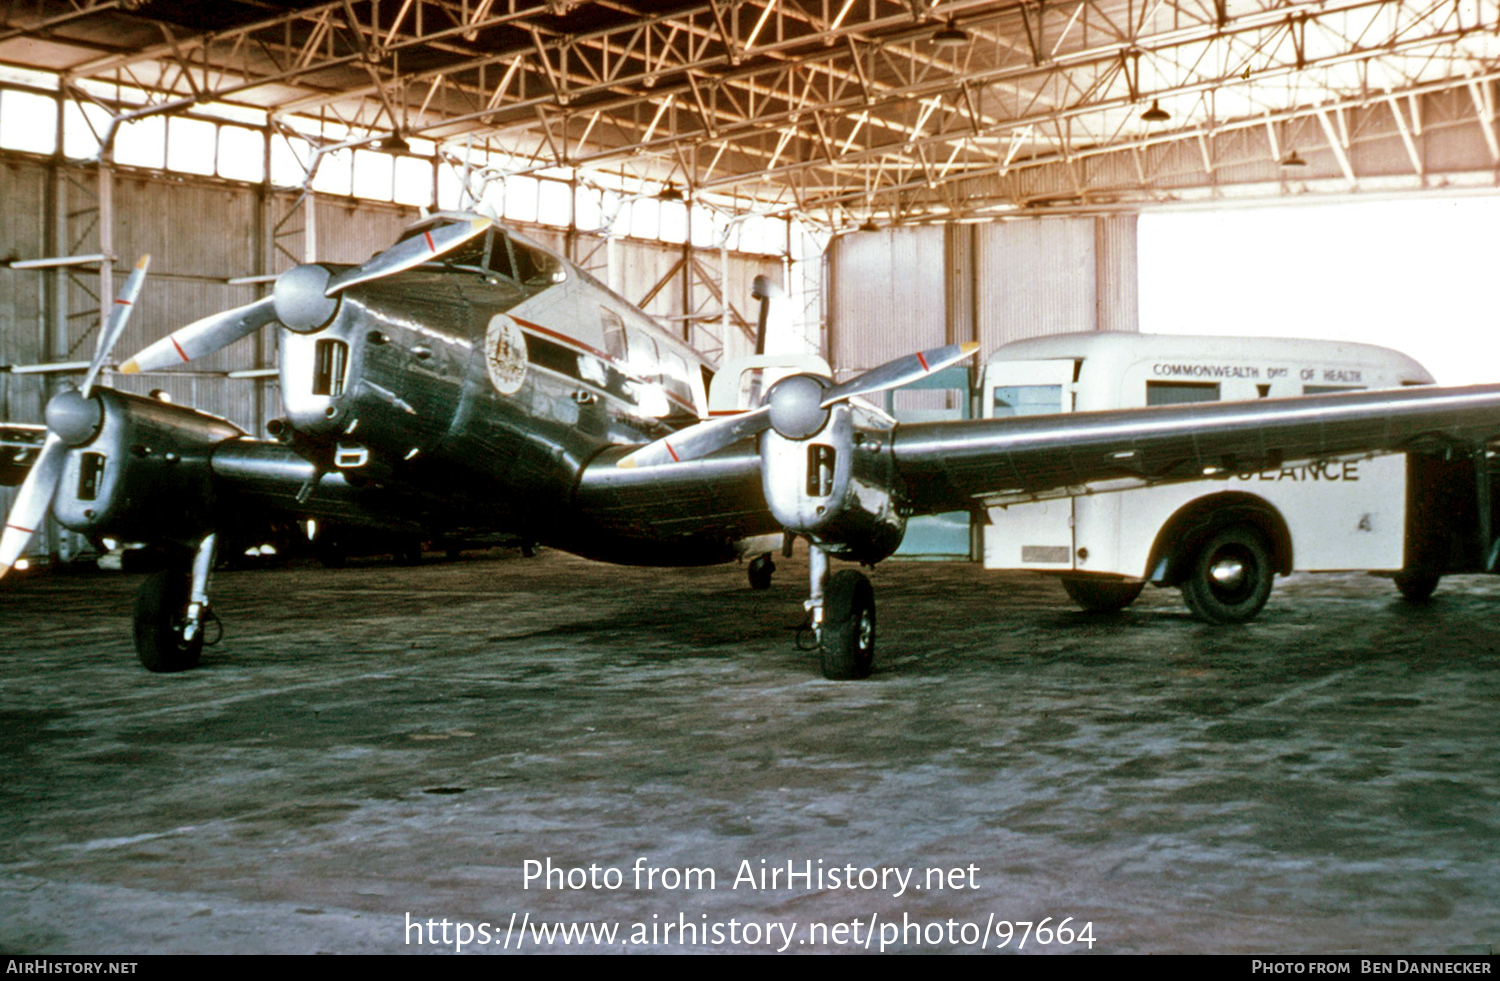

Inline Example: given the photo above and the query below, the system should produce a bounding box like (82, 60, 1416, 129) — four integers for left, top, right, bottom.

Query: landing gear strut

(133, 533, 218, 673)
(806, 546, 876, 680)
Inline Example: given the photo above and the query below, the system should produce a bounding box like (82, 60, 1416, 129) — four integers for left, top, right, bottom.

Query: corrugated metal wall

(827, 225, 948, 379)
(0, 159, 49, 424)
(827, 215, 1140, 377)
(974, 219, 1098, 349)
(1094, 215, 1139, 335)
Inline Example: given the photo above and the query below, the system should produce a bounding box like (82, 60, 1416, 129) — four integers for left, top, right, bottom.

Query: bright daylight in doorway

(1140, 196, 1500, 386)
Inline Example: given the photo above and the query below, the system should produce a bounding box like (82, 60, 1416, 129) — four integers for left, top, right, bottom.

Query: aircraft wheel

(133, 568, 203, 673)
(819, 570, 875, 680)
(748, 552, 775, 590)
(1181, 525, 1274, 624)
(1061, 577, 1144, 612)
(1394, 570, 1440, 602)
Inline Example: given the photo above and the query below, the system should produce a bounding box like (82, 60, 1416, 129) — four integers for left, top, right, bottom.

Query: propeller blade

(324, 216, 492, 296)
(119, 296, 277, 374)
(820, 342, 980, 407)
(82, 253, 150, 397)
(617, 405, 772, 469)
(0, 433, 65, 579)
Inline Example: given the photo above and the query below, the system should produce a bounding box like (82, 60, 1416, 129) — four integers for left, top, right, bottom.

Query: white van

(980, 332, 1450, 622)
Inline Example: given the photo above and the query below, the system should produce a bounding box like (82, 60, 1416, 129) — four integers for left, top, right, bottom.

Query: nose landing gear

(805, 546, 876, 680)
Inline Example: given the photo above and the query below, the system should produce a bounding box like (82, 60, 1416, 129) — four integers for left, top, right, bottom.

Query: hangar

(2, 0, 1498, 955)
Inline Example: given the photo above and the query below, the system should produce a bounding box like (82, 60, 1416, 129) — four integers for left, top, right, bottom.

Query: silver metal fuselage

(266, 253, 773, 565)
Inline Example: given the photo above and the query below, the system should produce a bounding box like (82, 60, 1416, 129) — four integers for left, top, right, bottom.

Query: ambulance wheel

(1394, 570, 1440, 602)
(748, 552, 775, 590)
(819, 571, 875, 680)
(1061, 577, 1144, 612)
(133, 568, 203, 673)
(1181, 525, 1274, 624)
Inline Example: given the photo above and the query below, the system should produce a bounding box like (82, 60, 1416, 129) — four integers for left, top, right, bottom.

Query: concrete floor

(1, 548, 1497, 954)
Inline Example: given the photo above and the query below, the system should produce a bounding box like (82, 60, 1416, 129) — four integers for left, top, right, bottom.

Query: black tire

(748, 553, 775, 591)
(1180, 525, 1275, 624)
(1061, 577, 1144, 612)
(1394, 570, 1440, 602)
(133, 569, 204, 673)
(819, 570, 876, 680)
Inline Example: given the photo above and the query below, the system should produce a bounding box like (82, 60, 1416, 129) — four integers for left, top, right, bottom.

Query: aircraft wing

(891, 383, 1500, 514)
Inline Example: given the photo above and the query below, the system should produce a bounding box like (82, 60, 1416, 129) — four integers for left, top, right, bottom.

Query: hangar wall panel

(0, 157, 49, 424)
(115, 180, 260, 278)
(974, 219, 1097, 349)
(826, 226, 948, 380)
(826, 217, 1139, 383)
(311, 198, 414, 267)
(1094, 215, 1140, 336)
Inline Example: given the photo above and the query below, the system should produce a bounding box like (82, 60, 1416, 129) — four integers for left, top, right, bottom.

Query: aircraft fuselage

(265, 227, 771, 565)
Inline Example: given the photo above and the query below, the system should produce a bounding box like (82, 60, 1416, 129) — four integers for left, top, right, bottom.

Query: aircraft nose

(273, 264, 340, 332)
(44, 388, 103, 447)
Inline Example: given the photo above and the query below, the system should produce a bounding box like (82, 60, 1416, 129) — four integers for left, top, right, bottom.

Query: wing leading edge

(891, 383, 1500, 514)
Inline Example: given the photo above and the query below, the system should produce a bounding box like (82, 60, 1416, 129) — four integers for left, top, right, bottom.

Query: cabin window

(1303, 384, 1365, 395)
(660, 351, 694, 406)
(600, 308, 628, 362)
(484, 233, 515, 279)
(626, 330, 659, 379)
(992, 385, 1063, 417)
(1146, 381, 1219, 406)
(511, 239, 564, 286)
(425, 230, 485, 269)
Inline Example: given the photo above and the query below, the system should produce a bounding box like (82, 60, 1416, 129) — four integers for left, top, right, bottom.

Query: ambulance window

(1146, 381, 1219, 405)
(992, 385, 1063, 417)
(600, 308, 628, 361)
(1303, 384, 1365, 395)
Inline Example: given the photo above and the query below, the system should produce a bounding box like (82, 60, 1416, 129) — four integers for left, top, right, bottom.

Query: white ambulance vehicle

(980, 332, 1462, 623)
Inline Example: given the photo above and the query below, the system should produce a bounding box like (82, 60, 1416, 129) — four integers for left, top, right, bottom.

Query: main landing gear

(805, 546, 876, 680)
(133, 533, 220, 673)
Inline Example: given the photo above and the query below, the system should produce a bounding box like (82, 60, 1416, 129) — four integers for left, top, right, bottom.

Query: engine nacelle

(50, 390, 245, 547)
(760, 403, 906, 564)
(278, 288, 470, 462)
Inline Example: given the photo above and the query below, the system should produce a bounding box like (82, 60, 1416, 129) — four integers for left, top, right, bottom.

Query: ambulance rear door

(981, 359, 1078, 571)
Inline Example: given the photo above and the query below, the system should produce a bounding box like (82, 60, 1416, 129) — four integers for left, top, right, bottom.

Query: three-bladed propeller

(1, 255, 150, 578)
(617, 342, 980, 469)
(120, 215, 491, 374)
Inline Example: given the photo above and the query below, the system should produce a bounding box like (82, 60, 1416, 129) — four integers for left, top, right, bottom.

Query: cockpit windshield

(398, 222, 564, 288)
